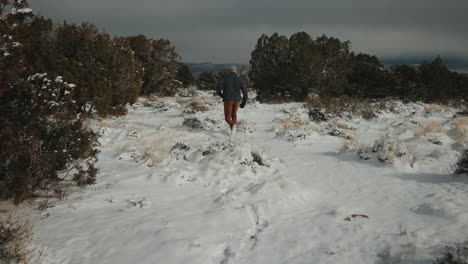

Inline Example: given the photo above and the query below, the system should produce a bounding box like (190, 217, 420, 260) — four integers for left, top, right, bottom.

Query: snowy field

(31, 91, 468, 264)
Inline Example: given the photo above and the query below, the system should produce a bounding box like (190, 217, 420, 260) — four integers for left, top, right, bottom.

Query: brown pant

(224, 101, 240, 128)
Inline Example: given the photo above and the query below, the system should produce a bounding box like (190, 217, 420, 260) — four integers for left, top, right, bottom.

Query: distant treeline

(0, 0, 186, 202)
(249, 32, 468, 101)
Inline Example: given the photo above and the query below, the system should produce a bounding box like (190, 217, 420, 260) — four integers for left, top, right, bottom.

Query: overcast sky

(29, 0, 468, 63)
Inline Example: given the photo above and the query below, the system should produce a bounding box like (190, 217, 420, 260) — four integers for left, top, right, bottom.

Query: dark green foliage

(109, 37, 143, 114)
(249, 32, 353, 101)
(1, 0, 183, 203)
(197, 71, 219, 90)
(348, 53, 396, 98)
(15, 16, 56, 75)
(53, 22, 114, 115)
(176, 63, 195, 86)
(250, 32, 468, 102)
(390, 64, 421, 98)
(390, 57, 468, 101)
(0, 73, 99, 203)
(419, 56, 460, 100)
(13, 17, 178, 116)
(250, 33, 291, 100)
(314, 35, 353, 96)
(0, 1, 98, 202)
(288, 32, 318, 99)
(127, 35, 180, 95)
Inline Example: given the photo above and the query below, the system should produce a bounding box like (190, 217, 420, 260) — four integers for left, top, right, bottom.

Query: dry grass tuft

(141, 149, 162, 168)
(279, 119, 305, 129)
(189, 97, 208, 112)
(450, 118, 468, 144)
(425, 104, 443, 113)
(272, 113, 317, 141)
(340, 133, 364, 153)
(423, 120, 444, 134)
(140, 93, 161, 101)
(117, 139, 163, 167)
(374, 136, 417, 167)
(414, 127, 425, 138)
(0, 212, 43, 264)
(335, 121, 356, 131)
(274, 113, 306, 131)
(37, 200, 55, 211)
(406, 145, 417, 168)
(452, 117, 468, 128)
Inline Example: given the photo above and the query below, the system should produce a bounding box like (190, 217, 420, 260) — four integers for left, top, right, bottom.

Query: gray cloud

(29, 0, 468, 63)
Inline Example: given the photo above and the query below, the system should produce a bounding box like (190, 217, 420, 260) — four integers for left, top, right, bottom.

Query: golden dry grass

(423, 120, 444, 134)
(140, 93, 161, 101)
(413, 128, 425, 138)
(425, 104, 443, 112)
(406, 144, 417, 168)
(189, 97, 208, 112)
(141, 149, 162, 167)
(451, 117, 468, 144)
(0, 211, 43, 264)
(335, 121, 356, 131)
(274, 113, 306, 131)
(452, 117, 468, 128)
(339, 133, 363, 153)
(279, 119, 305, 129)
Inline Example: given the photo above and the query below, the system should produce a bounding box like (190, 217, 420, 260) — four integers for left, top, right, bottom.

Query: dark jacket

(217, 73, 248, 103)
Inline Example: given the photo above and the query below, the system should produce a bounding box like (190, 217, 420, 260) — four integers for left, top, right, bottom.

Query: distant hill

(185, 62, 248, 74)
(455, 69, 468, 76)
(186, 57, 468, 74)
(381, 56, 468, 71)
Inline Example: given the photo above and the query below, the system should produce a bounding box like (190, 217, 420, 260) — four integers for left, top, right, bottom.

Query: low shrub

(455, 149, 468, 175)
(0, 213, 42, 264)
(141, 150, 162, 168)
(340, 133, 364, 153)
(183, 118, 203, 129)
(189, 97, 208, 112)
(373, 135, 416, 167)
(308, 108, 329, 122)
(305, 95, 376, 119)
(272, 112, 317, 141)
(0, 74, 99, 203)
(434, 244, 468, 264)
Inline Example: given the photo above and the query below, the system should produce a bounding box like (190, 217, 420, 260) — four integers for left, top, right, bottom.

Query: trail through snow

(33, 92, 468, 264)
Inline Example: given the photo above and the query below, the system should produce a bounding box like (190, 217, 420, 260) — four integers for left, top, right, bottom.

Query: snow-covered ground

(32, 91, 468, 264)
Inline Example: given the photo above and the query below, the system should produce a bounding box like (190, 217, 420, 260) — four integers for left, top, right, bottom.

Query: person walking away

(217, 66, 248, 133)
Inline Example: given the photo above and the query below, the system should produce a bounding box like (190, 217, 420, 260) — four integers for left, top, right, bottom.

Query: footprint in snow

(211, 243, 234, 264)
(237, 203, 269, 256)
(127, 198, 152, 209)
